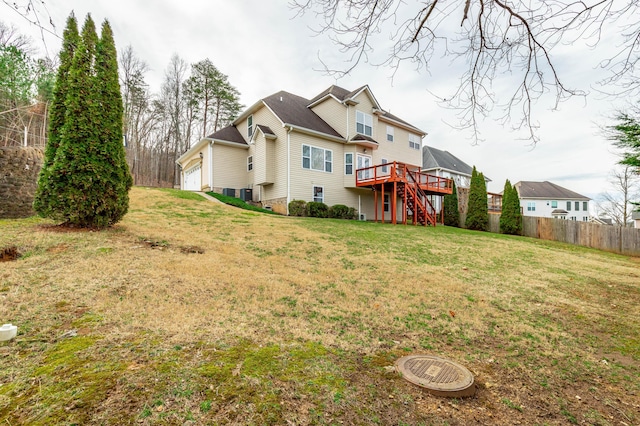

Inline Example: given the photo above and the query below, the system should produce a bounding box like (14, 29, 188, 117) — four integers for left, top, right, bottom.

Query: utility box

(223, 188, 236, 197)
(240, 188, 252, 202)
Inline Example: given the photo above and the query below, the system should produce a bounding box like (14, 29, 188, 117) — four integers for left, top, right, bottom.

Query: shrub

(329, 204, 353, 219)
(499, 180, 522, 235)
(347, 207, 358, 220)
(288, 200, 307, 216)
(306, 201, 329, 218)
(465, 166, 489, 231)
(443, 180, 460, 227)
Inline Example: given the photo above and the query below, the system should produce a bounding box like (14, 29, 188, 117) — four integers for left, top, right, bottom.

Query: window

(409, 134, 421, 150)
(302, 144, 333, 172)
(313, 186, 324, 203)
(356, 111, 373, 136)
(247, 155, 253, 172)
(247, 115, 253, 138)
(381, 158, 388, 174)
(575, 201, 580, 211)
(345, 153, 353, 175)
(566, 201, 571, 211)
(527, 202, 536, 212)
(583, 201, 588, 211)
(570, 216, 577, 221)
(583, 216, 589, 222)
(386, 126, 394, 142)
(384, 194, 390, 212)
(551, 200, 558, 208)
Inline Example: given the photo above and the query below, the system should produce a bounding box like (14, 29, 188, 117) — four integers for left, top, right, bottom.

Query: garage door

(184, 164, 201, 191)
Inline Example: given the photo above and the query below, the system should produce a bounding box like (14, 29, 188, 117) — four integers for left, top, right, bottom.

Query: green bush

(465, 166, 489, 231)
(306, 202, 329, 218)
(443, 180, 460, 227)
(329, 204, 354, 219)
(288, 200, 307, 216)
(347, 207, 357, 220)
(499, 180, 522, 235)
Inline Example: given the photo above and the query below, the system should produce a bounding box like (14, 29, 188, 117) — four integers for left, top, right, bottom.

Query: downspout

(209, 141, 214, 191)
(287, 126, 292, 215)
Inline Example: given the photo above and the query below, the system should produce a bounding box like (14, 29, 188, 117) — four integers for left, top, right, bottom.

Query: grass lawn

(0, 186, 638, 425)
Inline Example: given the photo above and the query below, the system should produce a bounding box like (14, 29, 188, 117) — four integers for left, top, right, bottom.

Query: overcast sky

(5, 0, 634, 202)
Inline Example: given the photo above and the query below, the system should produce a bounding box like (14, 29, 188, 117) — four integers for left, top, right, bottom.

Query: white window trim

(409, 133, 421, 150)
(345, 152, 353, 175)
(247, 155, 253, 172)
(312, 185, 324, 203)
(302, 144, 333, 173)
(356, 110, 373, 137)
(386, 126, 394, 142)
(247, 115, 253, 138)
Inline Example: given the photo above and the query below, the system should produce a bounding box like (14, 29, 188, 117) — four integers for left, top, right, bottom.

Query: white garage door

(184, 164, 201, 191)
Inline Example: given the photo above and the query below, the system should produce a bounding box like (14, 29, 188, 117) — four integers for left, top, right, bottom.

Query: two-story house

(176, 85, 451, 223)
(514, 181, 591, 221)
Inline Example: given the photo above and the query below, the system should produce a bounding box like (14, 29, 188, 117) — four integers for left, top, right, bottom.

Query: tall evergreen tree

(33, 13, 79, 216)
(465, 166, 489, 231)
(443, 179, 459, 227)
(499, 179, 522, 235)
(34, 14, 131, 227)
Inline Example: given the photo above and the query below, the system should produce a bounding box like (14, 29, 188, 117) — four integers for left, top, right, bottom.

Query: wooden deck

(356, 162, 453, 226)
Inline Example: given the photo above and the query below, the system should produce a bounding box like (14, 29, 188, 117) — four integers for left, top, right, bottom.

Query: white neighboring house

(514, 181, 591, 221)
(633, 211, 640, 228)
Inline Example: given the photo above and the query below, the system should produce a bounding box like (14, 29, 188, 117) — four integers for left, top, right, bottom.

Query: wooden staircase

(356, 162, 452, 226)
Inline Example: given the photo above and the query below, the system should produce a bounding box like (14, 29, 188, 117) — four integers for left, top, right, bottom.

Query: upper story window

(566, 201, 571, 211)
(551, 200, 558, 208)
(247, 115, 253, 138)
(527, 202, 536, 211)
(575, 201, 580, 211)
(386, 126, 394, 142)
(356, 111, 373, 136)
(303, 144, 332, 173)
(409, 134, 421, 150)
(583, 201, 588, 211)
(247, 155, 253, 172)
(345, 153, 353, 175)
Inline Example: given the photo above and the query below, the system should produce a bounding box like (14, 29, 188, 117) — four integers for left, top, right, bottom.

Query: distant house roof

(422, 146, 476, 177)
(515, 181, 590, 200)
(551, 209, 568, 215)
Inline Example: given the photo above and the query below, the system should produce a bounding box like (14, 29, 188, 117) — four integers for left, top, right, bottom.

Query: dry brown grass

(0, 186, 638, 425)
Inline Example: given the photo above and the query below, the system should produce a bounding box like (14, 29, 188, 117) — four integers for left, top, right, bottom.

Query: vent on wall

(359, 214, 366, 221)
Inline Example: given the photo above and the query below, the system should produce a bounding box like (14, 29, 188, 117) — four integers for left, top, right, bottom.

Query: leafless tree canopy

(596, 165, 639, 226)
(291, 0, 640, 143)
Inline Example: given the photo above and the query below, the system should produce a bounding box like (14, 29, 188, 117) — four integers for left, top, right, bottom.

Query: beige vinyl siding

(253, 134, 274, 185)
(250, 105, 289, 202)
(212, 144, 247, 190)
(351, 92, 376, 139)
(309, 98, 347, 138)
(374, 121, 423, 167)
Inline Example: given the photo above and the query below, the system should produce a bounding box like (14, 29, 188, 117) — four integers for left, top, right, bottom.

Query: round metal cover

(395, 355, 475, 397)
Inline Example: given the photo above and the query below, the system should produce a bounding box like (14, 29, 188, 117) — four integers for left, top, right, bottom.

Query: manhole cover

(395, 355, 475, 397)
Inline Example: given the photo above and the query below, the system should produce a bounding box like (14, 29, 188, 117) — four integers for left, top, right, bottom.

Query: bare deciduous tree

(291, 0, 640, 143)
(595, 165, 639, 226)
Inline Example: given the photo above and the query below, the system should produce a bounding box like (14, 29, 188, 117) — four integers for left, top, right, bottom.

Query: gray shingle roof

(515, 181, 590, 200)
(263, 91, 343, 139)
(206, 126, 247, 145)
(422, 146, 474, 176)
(255, 125, 276, 137)
(350, 133, 379, 144)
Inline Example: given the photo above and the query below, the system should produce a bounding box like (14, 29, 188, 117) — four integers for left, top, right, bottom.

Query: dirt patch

(0, 246, 20, 262)
(180, 245, 205, 254)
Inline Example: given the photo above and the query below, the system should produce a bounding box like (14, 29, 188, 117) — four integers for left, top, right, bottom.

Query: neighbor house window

(583, 216, 589, 222)
(551, 200, 558, 208)
(386, 126, 394, 142)
(345, 153, 353, 175)
(381, 158, 388, 174)
(384, 194, 390, 212)
(570, 216, 577, 221)
(583, 201, 588, 211)
(247, 115, 253, 138)
(247, 155, 253, 172)
(527, 202, 536, 211)
(566, 201, 571, 211)
(302, 144, 332, 172)
(313, 186, 324, 203)
(356, 110, 373, 136)
(575, 201, 580, 211)
(409, 134, 421, 150)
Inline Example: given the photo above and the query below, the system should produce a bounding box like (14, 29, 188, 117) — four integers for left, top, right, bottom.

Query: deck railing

(356, 161, 453, 195)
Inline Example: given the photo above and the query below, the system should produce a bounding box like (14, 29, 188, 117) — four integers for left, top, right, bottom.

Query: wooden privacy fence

(521, 216, 640, 256)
